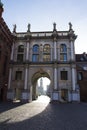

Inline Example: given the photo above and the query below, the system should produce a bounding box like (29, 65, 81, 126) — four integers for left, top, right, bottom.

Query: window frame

(61, 71, 68, 80)
(32, 44, 39, 62)
(43, 44, 51, 61)
(60, 44, 67, 62)
(15, 71, 22, 80)
(17, 45, 24, 62)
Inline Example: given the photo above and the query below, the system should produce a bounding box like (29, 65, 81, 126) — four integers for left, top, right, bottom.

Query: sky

(1, 0, 87, 54)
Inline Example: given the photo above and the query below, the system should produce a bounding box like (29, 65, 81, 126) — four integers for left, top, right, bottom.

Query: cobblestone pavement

(0, 96, 87, 130)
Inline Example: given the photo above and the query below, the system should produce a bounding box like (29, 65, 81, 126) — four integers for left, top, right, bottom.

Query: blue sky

(1, 0, 87, 53)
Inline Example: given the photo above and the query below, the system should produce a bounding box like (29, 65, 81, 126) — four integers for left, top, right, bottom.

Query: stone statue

(0, 0, 3, 6)
(13, 24, 16, 33)
(27, 23, 31, 32)
(53, 22, 56, 31)
(69, 22, 72, 30)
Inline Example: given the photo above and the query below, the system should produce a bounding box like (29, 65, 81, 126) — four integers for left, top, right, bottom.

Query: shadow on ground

(0, 101, 26, 113)
(0, 102, 87, 130)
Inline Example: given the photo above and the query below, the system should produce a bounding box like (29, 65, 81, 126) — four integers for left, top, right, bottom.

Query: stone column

(8, 68, 12, 89)
(11, 43, 14, 60)
(24, 66, 28, 90)
(26, 42, 29, 61)
(71, 67, 76, 91)
(54, 38, 57, 60)
(70, 40, 74, 61)
(54, 64, 58, 90)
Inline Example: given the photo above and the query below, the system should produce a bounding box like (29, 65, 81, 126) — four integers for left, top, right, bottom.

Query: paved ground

(0, 96, 87, 130)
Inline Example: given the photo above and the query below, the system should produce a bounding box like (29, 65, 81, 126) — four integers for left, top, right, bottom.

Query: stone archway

(31, 69, 51, 101)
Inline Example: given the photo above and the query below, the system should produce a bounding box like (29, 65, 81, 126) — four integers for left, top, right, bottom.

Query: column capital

(53, 37, 57, 42)
(24, 64, 29, 68)
(53, 63, 58, 68)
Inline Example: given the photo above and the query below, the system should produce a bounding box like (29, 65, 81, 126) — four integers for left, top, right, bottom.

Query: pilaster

(70, 39, 75, 61)
(71, 65, 76, 91)
(26, 41, 29, 61)
(53, 38, 57, 61)
(11, 43, 14, 61)
(24, 65, 28, 90)
(8, 67, 12, 89)
(53, 63, 58, 90)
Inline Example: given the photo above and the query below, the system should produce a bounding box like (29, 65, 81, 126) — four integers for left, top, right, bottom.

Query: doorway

(14, 88, 21, 101)
(61, 89, 68, 101)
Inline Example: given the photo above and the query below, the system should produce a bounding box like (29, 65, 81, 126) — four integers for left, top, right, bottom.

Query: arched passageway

(31, 70, 51, 102)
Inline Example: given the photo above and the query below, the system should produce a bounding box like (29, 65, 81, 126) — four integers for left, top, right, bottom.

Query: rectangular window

(60, 53, 67, 61)
(61, 71, 68, 80)
(17, 54, 23, 62)
(43, 54, 50, 61)
(15, 71, 22, 80)
(32, 54, 39, 62)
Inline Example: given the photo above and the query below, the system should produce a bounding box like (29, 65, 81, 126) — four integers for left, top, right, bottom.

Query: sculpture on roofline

(27, 23, 31, 32)
(53, 22, 56, 31)
(13, 24, 16, 33)
(69, 22, 72, 30)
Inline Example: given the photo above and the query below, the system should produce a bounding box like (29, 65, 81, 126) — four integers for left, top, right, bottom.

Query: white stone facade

(7, 23, 80, 102)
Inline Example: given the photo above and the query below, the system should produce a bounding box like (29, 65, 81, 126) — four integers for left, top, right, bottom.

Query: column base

(71, 90, 80, 102)
(21, 90, 30, 102)
(51, 91, 59, 102)
(50, 90, 80, 103)
(7, 89, 14, 101)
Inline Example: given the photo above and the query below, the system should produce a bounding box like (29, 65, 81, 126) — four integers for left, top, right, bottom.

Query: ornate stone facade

(7, 22, 80, 102)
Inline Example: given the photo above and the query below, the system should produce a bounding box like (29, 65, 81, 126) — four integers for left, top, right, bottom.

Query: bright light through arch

(38, 77, 51, 91)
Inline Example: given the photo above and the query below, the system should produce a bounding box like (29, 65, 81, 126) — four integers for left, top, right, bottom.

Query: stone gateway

(7, 23, 80, 103)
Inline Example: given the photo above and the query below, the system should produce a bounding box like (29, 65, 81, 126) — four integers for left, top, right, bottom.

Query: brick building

(76, 53, 87, 102)
(0, 1, 13, 101)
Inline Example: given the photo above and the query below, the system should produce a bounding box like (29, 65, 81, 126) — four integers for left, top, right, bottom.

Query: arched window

(33, 44, 39, 53)
(60, 44, 67, 52)
(32, 44, 39, 62)
(60, 44, 67, 61)
(17, 45, 24, 62)
(43, 44, 50, 61)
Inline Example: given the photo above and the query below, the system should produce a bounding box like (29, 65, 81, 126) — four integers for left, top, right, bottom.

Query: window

(33, 44, 39, 53)
(43, 55, 50, 61)
(60, 44, 67, 52)
(15, 71, 22, 80)
(17, 45, 24, 62)
(18, 45, 24, 52)
(78, 72, 83, 80)
(43, 44, 50, 61)
(32, 54, 39, 62)
(60, 53, 67, 61)
(60, 44, 67, 61)
(43, 44, 50, 53)
(61, 71, 68, 80)
(32, 45, 39, 62)
(17, 54, 23, 62)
